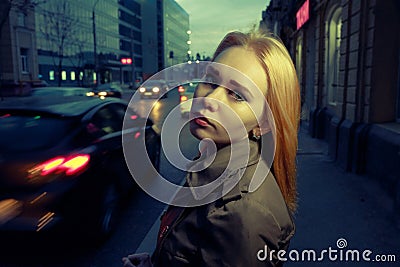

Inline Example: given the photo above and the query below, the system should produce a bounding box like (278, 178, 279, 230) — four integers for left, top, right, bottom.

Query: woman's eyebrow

(228, 80, 254, 97)
(207, 66, 220, 76)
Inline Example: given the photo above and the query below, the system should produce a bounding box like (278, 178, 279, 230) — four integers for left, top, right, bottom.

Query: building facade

(163, 0, 189, 68)
(141, 0, 159, 80)
(0, 0, 40, 96)
(35, 0, 142, 87)
(141, 0, 189, 80)
(262, 0, 400, 212)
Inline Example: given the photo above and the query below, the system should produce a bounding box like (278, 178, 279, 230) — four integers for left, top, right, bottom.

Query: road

(0, 89, 200, 267)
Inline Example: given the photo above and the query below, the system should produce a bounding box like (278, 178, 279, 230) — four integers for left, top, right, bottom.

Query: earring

(252, 133, 261, 140)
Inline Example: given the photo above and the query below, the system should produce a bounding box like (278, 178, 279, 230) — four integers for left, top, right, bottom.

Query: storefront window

(325, 7, 342, 106)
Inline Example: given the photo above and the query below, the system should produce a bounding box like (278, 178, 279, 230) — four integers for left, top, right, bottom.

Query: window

(61, 71, 67, 80)
(325, 7, 342, 106)
(20, 48, 28, 73)
(86, 105, 123, 139)
(17, 12, 25, 27)
(295, 36, 303, 85)
(49, 70, 55, 81)
(71, 71, 76, 81)
(79, 71, 84, 81)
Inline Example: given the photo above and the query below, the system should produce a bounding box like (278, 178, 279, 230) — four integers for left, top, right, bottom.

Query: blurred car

(30, 87, 91, 97)
(179, 81, 198, 117)
(138, 80, 169, 99)
(92, 83, 124, 98)
(0, 96, 160, 240)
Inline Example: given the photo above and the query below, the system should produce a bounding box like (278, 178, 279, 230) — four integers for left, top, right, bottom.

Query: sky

(175, 0, 270, 58)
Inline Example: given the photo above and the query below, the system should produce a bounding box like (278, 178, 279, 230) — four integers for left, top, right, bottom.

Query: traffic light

(121, 58, 132, 64)
(169, 51, 174, 59)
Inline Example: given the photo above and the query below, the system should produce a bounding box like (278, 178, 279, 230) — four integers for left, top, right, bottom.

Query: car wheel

(91, 182, 120, 241)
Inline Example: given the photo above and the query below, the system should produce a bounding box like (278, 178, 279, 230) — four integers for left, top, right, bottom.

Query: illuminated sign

(296, 0, 309, 30)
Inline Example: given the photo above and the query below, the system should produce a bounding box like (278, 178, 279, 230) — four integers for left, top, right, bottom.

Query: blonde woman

(123, 28, 300, 267)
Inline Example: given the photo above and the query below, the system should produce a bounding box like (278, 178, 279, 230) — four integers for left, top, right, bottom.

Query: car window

(0, 112, 75, 152)
(186, 85, 197, 93)
(86, 105, 123, 138)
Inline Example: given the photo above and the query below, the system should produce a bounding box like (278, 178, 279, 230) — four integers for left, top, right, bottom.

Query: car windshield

(0, 112, 75, 152)
(31, 88, 88, 96)
(145, 80, 164, 86)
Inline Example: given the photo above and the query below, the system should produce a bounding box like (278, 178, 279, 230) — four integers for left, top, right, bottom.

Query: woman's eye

(228, 90, 245, 102)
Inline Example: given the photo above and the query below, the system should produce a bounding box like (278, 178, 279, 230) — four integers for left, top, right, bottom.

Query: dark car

(30, 86, 91, 97)
(0, 96, 160, 240)
(138, 80, 169, 99)
(179, 81, 198, 117)
(92, 83, 124, 98)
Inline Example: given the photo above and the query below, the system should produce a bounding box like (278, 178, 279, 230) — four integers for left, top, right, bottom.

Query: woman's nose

(202, 88, 222, 112)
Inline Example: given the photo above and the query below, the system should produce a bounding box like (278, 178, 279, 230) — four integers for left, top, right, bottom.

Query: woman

(123, 28, 300, 267)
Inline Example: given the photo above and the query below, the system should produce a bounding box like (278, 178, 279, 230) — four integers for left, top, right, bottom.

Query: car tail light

(30, 154, 90, 177)
(180, 95, 188, 102)
(0, 113, 11, 118)
(134, 132, 141, 139)
(178, 86, 185, 93)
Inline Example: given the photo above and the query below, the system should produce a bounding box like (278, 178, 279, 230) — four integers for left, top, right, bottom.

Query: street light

(187, 29, 191, 63)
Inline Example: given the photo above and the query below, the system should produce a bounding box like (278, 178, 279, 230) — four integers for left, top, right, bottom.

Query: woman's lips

(190, 112, 213, 127)
(194, 117, 210, 127)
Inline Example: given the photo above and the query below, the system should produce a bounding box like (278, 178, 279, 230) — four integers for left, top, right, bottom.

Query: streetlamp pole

(92, 0, 100, 85)
(130, 28, 135, 87)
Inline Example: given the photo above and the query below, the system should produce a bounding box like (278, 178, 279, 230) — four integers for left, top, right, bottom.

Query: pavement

(135, 123, 400, 266)
(287, 124, 400, 266)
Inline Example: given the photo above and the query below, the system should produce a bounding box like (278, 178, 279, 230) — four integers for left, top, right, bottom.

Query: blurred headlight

(152, 87, 160, 93)
(98, 91, 107, 96)
(180, 95, 188, 102)
(139, 87, 146, 93)
(86, 92, 95, 96)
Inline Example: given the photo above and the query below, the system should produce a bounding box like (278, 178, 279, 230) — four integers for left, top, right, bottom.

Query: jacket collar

(186, 139, 260, 202)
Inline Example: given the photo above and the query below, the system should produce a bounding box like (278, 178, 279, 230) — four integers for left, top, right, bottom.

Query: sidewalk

(287, 125, 400, 266)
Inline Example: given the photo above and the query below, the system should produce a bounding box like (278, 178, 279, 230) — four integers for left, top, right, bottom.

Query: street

(0, 89, 200, 267)
(0, 89, 399, 267)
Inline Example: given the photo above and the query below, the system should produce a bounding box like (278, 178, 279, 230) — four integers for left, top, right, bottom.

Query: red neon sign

(296, 0, 309, 30)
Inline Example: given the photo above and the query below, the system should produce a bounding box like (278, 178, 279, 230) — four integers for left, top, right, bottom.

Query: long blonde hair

(213, 29, 300, 212)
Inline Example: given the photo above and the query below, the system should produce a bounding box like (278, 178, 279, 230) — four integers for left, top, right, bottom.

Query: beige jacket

(152, 140, 295, 266)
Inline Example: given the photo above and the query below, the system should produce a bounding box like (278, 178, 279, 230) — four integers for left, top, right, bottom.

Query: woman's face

(189, 46, 268, 146)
